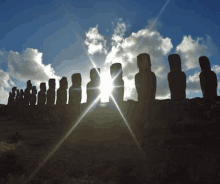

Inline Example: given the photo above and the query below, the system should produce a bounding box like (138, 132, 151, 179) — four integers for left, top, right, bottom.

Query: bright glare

(100, 72, 113, 102)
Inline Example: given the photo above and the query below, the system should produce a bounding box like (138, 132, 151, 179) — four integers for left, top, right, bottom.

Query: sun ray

(109, 93, 145, 154)
(25, 94, 102, 183)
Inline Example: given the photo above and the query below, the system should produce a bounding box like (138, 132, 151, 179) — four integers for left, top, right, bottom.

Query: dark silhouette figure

(69, 73, 82, 107)
(69, 73, 82, 120)
(86, 68, 101, 105)
(135, 53, 156, 103)
(109, 63, 124, 107)
(168, 54, 186, 101)
(15, 89, 20, 104)
(30, 86, 37, 106)
(24, 80, 32, 106)
(56, 77, 68, 106)
(37, 83, 47, 106)
(46, 79, 56, 106)
(199, 56, 218, 100)
(17, 89, 24, 118)
(7, 92, 14, 106)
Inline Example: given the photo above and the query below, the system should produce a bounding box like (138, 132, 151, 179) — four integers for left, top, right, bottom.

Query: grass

(0, 109, 220, 184)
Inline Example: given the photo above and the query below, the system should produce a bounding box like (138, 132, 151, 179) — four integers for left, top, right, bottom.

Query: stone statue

(109, 63, 124, 106)
(135, 53, 156, 103)
(69, 73, 82, 120)
(37, 83, 47, 106)
(24, 80, 32, 106)
(69, 73, 82, 107)
(30, 86, 37, 106)
(7, 92, 14, 106)
(46, 79, 56, 106)
(86, 68, 101, 106)
(168, 54, 186, 101)
(199, 56, 217, 100)
(56, 77, 68, 106)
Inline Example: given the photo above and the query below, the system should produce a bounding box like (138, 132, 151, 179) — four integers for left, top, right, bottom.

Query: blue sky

(0, 0, 220, 104)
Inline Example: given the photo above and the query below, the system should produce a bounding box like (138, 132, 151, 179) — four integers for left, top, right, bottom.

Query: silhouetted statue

(135, 53, 156, 103)
(30, 86, 37, 106)
(7, 92, 14, 106)
(199, 56, 217, 100)
(24, 80, 32, 106)
(15, 89, 20, 104)
(56, 77, 68, 106)
(37, 83, 47, 106)
(69, 73, 82, 120)
(69, 73, 82, 107)
(20, 89, 24, 104)
(110, 63, 124, 106)
(46, 79, 56, 106)
(168, 54, 186, 101)
(86, 68, 101, 106)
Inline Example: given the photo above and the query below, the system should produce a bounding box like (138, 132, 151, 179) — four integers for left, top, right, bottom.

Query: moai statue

(135, 53, 156, 103)
(11, 87, 17, 106)
(110, 63, 124, 107)
(86, 68, 101, 106)
(37, 83, 47, 106)
(19, 89, 24, 104)
(46, 79, 56, 106)
(30, 86, 37, 106)
(7, 92, 14, 106)
(199, 56, 217, 100)
(24, 80, 32, 106)
(56, 77, 68, 106)
(15, 89, 20, 106)
(69, 73, 82, 120)
(168, 54, 186, 101)
(69, 73, 82, 107)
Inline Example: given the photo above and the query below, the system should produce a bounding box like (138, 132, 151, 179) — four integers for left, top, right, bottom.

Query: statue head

(90, 68, 100, 81)
(110, 63, 122, 79)
(49, 79, 56, 89)
(32, 86, 37, 94)
(137, 53, 151, 72)
(40, 83, 46, 92)
(20, 89, 24, 96)
(71, 73, 81, 87)
(168, 54, 182, 71)
(27, 80, 32, 90)
(59, 77, 68, 89)
(199, 56, 211, 71)
(12, 87, 17, 93)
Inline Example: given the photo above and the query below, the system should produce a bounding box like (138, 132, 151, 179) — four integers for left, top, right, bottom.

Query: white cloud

(176, 35, 218, 70)
(186, 71, 201, 93)
(212, 65, 220, 75)
(111, 18, 129, 46)
(0, 70, 15, 102)
(7, 48, 61, 89)
(84, 25, 107, 55)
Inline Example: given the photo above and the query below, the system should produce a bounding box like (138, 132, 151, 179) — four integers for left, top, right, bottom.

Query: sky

(0, 0, 220, 104)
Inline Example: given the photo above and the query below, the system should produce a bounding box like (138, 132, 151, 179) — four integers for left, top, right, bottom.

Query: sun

(100, 73, 113, 102)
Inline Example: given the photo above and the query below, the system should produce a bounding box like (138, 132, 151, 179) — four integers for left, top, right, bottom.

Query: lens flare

(109, 93, 144, 152)
(24, 94, 102, 184)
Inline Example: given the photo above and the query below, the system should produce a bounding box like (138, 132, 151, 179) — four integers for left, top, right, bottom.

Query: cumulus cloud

(7, 48, 61, 89)
(111, 18, 129, 46)
(84, 25, 107, 55)
(0, 70, 15, 102)
(186, 71, 201, 93)
(176, 35, 218, 70)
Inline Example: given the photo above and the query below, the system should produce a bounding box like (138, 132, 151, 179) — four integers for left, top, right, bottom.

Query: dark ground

(0, 106, 220, 184)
